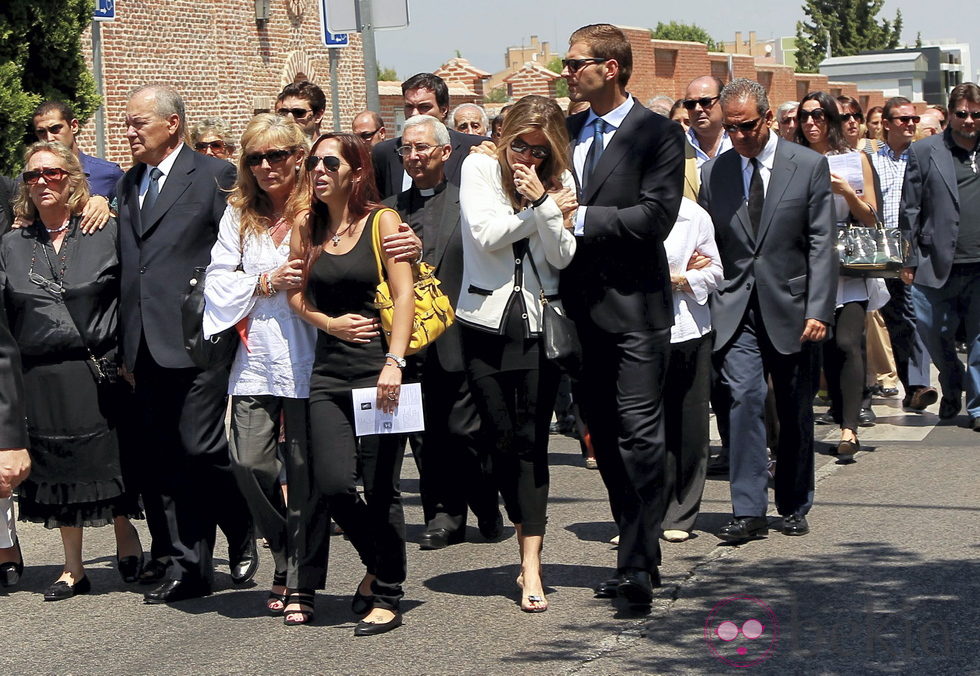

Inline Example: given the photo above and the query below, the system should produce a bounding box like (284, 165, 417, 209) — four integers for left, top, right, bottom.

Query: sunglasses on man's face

(953, 110, 980, 120)
(195, 140, 229, 151)
(682, 96, 719, 111)
(561, 57, 607, 74)
(23, 167, 69, 185)
(840, 112, 863, 122)
(277, 107, 311, 119)
(245, 149, 294, 167)
(357, 129, 382, 141)
(305, 155, 343, 172)
(722, 117, 763, 135)
(888, 115, 920, 124)
(798, 109, 827, 123)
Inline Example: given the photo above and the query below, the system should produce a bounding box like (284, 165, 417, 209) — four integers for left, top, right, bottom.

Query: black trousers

(306, 382, 406, 611)
(823, 300, 868, 432)
(663, 333, 712, 533)
(467, 360, 560, 537)
(415, 357, 498, 533)
(575, 325, 670, 574)
(133, 341, 251, 586)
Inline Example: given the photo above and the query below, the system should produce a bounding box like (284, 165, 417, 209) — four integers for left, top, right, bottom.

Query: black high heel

(283, 589, 315, 626)
(0, 539, 24, 588)
(267, 570, 288, 616)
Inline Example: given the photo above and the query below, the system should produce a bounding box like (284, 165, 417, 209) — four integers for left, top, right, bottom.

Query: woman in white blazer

(457, 95, 577, 614)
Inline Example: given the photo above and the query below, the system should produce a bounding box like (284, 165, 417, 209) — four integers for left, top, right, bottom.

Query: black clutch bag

(181, 266, 238, 370)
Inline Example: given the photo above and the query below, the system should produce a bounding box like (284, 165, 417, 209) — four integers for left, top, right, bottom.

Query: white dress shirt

(664, 198, 724, 344)
(687, 127, 732, 168)
(138, 142, 184, 208)
(572, 95, 636, 235)
(738, 130, 779, 198)
(204, 206, 317, 398)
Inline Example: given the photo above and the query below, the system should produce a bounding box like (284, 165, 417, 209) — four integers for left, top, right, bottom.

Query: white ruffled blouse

(204, 205, 316, 398)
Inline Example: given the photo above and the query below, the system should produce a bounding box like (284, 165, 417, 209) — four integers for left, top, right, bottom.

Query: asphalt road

(1, 390, 978, 675)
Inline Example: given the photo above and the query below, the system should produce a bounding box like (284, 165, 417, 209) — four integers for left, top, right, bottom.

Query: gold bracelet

(326, 317, 332, 334)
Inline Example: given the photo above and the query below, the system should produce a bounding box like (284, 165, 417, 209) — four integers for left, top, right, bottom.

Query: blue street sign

(319, 0, 349, 48)
(94, 0, 115, 22)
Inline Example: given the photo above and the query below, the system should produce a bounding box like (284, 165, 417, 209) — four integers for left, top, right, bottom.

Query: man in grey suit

(699, 79, 837, 542)
(900, 82, 980, 430)
(0, 317, 28, 499)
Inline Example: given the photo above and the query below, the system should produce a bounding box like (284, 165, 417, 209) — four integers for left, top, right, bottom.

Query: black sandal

(283, 590, 315, 626)
(267, 570, 288, 616)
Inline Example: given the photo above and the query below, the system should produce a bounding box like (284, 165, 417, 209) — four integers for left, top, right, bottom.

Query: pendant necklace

(329, 221, 356, 246)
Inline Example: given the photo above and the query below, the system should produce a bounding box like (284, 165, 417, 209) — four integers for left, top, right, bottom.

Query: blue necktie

(582, 118, 606, 192)
(142, 167, 163, 216)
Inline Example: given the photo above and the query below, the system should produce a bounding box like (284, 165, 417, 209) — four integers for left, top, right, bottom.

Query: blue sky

(372, 1, 978, 81)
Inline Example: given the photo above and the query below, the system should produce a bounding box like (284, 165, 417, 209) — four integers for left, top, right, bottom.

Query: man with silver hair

(116, 85, 254, 603)
(451, 102, 490, 137)
(699, 78, 836, 542)
(775, 101, 799, 142)
(646, 95, 674, 117)
(383, 114, 502, 550)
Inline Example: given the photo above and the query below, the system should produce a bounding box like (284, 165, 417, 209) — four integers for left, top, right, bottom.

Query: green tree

(650, 21, 719, 51)
(546, 56, 569, 98)
(0, 0, 100, 175)
(795, 0, 903, 72)
(378, 65, 399, 81)
(483, 87, 508, 104)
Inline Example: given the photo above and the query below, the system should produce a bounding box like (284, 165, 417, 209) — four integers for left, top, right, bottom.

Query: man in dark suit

(699, 78, 837, 542)
(372, 73, 483, 199)
(381, 115, 501, 549)
(901, 82, 980, 430)
(560, 24, 684, 607)
(117, 85, 253, 603)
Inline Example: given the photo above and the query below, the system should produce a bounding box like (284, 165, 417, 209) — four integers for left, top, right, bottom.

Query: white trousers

(0, 497, 16, 548)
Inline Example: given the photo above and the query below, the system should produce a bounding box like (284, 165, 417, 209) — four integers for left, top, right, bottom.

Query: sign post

(92, 1, 116, 158)
(319, 1, 349, 132)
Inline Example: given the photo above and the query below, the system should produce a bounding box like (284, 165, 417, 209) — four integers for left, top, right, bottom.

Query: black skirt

(17, 358, 141, 528)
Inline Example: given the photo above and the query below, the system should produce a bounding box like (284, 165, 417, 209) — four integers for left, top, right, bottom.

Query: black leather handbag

(522, 243, 582, 375)
(181, 267, 238, 370)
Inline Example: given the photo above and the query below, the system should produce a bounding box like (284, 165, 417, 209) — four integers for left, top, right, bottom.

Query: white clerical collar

(418, 187, 435, 197)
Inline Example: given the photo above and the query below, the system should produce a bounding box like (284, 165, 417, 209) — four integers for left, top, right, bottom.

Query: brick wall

(503, 63, 560, 99)
(620, 28, 886, 113)
(434, 58, 490, 98)
(78, 0, 366, 167)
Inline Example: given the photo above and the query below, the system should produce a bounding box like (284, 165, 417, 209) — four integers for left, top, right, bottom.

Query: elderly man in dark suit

(117, 85, 253, 603)
(382, 114, 501, 550)
(560, 24, 685, 607)
(699, 78, 837, 543)
(901, 83, 980, 431)
(0, 314, 29, 585)
(372, 73, 483, 199)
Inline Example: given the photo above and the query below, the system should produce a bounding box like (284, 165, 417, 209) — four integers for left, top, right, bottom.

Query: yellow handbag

(370, 208, 455, 355)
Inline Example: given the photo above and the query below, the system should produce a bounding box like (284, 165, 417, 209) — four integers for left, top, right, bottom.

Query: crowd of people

(1, 22, 978, 638)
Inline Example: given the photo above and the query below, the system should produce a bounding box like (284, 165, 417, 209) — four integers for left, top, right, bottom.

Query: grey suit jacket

(699, 137, 837, 355)
(0, 313, 27, 448)
(899, 129, 963, 288)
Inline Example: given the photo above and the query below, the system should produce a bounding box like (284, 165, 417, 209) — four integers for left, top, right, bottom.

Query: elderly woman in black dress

(0, 141, 142, 600)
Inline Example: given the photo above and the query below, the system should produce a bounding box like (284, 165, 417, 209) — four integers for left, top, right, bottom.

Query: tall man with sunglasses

(870, 97, 939, 414)
(561, 24, 684, 607)
(275, 81, 326, 140)
(699, 79, 836, 542)
(900, 83, 980, 431)
(116, 85, 254, 603)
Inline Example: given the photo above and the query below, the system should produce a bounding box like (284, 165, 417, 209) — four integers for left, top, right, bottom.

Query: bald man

(352, 110, 387, 146)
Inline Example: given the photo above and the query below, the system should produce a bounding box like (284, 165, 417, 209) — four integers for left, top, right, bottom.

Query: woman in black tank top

(286, 133, 414, 635)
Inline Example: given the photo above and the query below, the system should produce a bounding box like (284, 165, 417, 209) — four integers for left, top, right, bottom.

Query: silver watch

(384, 352, 406, 368)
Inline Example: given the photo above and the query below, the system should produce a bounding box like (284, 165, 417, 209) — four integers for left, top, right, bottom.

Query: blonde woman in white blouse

(661, 197, 723, 542)
(457, 95, 577, 613)
(203, 114, 315, 615)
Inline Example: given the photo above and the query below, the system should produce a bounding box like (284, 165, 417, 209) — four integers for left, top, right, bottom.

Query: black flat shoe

(44, 575, 91, 601)
(418, 528, 463, 550)
(618, 569, 659, 607)
(0, 540, 24, 588)
(717, 516, 769, 543)
(143, 579, 212, 604)
(593, 575, 624, 599)
(351, 588, 374, 616)
(836, 439, 859, 464)
(117, 551, 144, 584)
(229, 537, 259, 585)
(354, 611, 403, 636)
(782, 513, 810, 536)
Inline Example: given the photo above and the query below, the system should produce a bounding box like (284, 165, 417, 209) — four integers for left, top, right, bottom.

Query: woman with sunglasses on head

(286, 133, 414, 635)
(457, 95, 577, 613)
(796, 92, 887, 462)
(203, 114, 314, 616)
(0, 142, 143, 599)
(190, 117, 236, 161)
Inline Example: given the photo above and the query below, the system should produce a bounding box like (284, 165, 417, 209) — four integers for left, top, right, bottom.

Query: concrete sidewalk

(0, 395, 977, 674)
